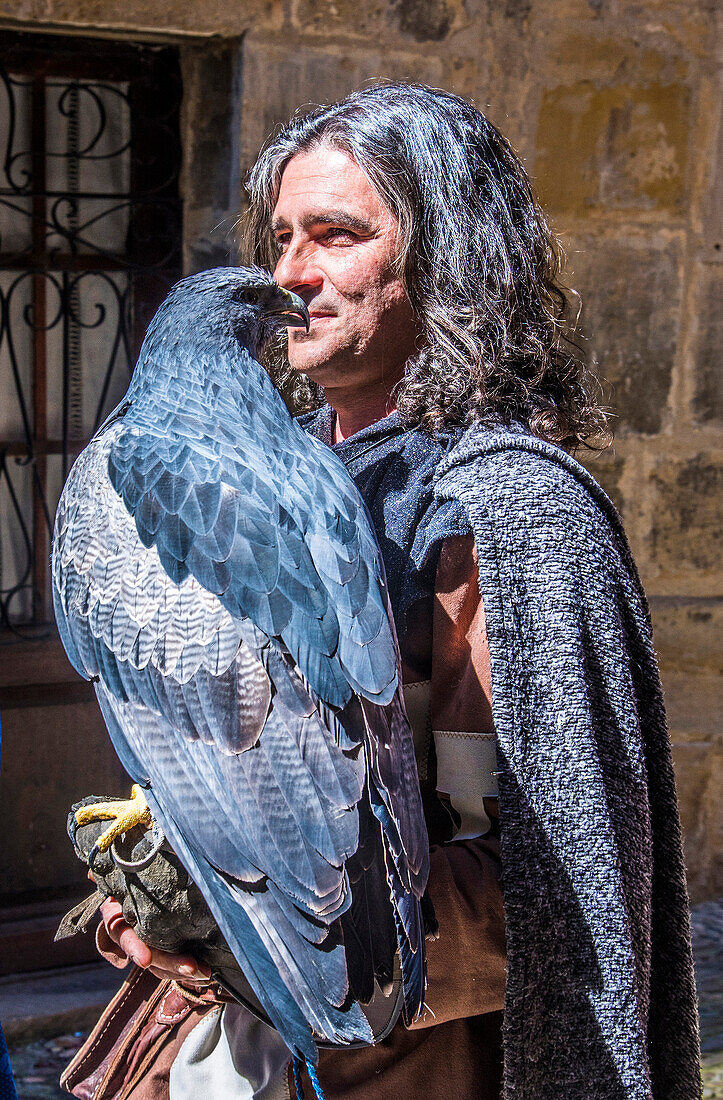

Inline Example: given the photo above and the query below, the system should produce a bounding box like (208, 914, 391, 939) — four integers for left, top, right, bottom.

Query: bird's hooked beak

(264, 288, 310, 332)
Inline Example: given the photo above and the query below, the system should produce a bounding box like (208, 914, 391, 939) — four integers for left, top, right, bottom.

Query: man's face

(271, 145, 420, 392)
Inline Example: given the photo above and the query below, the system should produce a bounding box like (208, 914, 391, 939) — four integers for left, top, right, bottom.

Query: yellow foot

(75, 784, 153, 855)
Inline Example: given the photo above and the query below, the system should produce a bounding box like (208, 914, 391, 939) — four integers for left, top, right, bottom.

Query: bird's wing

(103, 348, 425, 911)
(102, 350, 426, 892)
(53, 428, 375, 1055)
(105, 353, 398, 711)
(54, 425, 366, 900)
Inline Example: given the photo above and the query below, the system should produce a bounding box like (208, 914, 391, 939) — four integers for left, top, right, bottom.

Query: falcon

(52, 267, 430, 1066)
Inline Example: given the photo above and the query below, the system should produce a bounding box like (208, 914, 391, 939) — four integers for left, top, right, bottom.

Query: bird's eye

(243, 289, 260, 305)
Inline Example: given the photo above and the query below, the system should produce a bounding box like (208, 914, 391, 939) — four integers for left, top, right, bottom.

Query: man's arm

(410, 534, 507, 1028)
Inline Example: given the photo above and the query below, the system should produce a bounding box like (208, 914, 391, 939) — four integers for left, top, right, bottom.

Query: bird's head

(150, 267, 310, 358)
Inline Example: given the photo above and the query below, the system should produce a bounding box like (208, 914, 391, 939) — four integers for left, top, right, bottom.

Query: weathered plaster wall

(2, 0, 720, 901)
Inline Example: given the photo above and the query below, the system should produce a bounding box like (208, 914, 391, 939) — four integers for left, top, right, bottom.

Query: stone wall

(2, 0, 720, 901)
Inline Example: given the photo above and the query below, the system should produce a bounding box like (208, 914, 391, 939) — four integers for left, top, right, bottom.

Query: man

(91, 83, 700, 1100)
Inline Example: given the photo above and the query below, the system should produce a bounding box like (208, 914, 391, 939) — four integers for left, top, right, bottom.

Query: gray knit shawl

(432, 424, 701, 1100)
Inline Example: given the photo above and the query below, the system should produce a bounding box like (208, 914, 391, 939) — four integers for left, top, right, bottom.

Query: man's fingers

(144, 946, 211, 981)
(99, 897, 125, 938)
(100, 896, 123, 920)
(98, 895, 209, 979)
(99, 897, 152, 966)
(117, 926, 153, 968)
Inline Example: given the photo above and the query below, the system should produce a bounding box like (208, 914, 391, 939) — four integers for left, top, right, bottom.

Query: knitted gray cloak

(432, 424, 701, 1100)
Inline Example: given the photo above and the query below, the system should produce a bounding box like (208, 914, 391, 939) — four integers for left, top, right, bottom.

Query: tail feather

(224, 877, 373, 1046)
(359, 692, 429, 894)
(390, 879, 426, 1025)
(340, 794, 397, 1004)
(226, 877, 349, 1008)
(166, 827, 319, 1061)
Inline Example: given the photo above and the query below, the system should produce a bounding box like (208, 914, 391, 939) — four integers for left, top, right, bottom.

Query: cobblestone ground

(693, 899, 723, 1099)
(7, 1032, 85, 1099)
(6, 900, 723, 1098)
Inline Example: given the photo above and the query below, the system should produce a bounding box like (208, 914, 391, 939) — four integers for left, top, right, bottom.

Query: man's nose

(274, 241, 323, 294)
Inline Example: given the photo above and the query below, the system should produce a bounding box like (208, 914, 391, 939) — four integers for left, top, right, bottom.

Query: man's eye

(324, 227, 355, 242)
(274, 234, 291, 252)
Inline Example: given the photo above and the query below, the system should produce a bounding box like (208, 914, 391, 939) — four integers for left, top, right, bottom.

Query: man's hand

(98, 897, 212, 986)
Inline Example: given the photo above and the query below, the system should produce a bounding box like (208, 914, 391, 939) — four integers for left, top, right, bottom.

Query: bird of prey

(52, 267, 430, 1065)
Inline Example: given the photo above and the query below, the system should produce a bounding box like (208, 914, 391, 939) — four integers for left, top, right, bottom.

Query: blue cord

(292, 1056, 305, 1099)
(306, 1059, 326, 1099)
(292, 1056, 327, 1100)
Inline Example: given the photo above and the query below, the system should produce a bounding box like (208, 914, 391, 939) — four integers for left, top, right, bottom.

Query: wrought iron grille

(0, 32, 182, 632)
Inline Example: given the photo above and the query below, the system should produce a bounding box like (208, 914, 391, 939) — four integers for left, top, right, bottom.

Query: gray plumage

(52, 267, 429, 1063)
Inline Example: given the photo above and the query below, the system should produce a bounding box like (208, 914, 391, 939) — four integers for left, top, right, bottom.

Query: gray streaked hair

(243, 82, 609, 451)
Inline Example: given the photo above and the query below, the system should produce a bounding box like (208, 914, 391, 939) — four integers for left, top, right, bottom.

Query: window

(0, 31, 182, 630)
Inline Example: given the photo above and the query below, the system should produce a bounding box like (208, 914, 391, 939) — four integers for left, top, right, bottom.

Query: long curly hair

(243, 82, 609, 451)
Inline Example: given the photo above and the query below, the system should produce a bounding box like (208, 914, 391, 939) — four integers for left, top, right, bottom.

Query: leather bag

(60, 967, 216, 1100)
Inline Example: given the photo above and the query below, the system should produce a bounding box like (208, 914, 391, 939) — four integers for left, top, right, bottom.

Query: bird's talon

(87, 842, 104, 876)
(74, 784, 153, 857)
